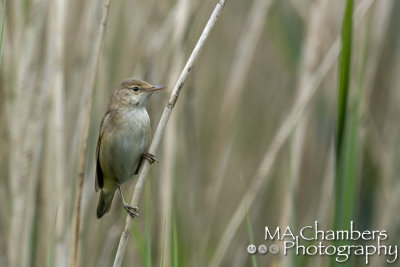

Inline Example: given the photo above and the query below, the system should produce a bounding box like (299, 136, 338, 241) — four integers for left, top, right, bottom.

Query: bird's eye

(131, 86, 140, 92)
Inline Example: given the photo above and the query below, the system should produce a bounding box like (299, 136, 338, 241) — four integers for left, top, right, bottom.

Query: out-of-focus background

(0, 0, 399, 266)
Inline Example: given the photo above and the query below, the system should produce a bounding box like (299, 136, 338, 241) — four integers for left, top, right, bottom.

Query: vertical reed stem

(112, 1, 227, 266)
(70, 1, 111, 266)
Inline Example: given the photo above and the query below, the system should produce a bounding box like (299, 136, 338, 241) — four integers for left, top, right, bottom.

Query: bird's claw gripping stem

(143, 152, 159, 164)
(123, 204, 139, 217)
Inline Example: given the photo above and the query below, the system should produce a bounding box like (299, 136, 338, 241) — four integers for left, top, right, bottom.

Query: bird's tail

(96, 189, 115, 218)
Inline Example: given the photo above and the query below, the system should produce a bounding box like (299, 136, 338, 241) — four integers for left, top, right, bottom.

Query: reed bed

(0, 0, 399, 267)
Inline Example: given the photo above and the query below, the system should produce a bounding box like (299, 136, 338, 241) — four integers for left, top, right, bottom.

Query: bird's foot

(123, 203, 139, 217)
(143, 152, 159, 164)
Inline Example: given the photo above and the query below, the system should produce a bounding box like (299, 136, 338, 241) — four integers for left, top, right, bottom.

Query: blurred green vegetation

(0, 0, 399, 267)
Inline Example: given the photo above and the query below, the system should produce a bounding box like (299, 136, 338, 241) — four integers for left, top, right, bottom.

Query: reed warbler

(95, 78, 166, 218)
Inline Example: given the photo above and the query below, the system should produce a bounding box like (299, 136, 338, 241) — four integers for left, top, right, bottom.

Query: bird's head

(113, 79, 167, 107)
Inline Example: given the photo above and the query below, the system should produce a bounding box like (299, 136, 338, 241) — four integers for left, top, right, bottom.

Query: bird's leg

(118, 183, 139, 217)
(143, 152, 159, 164)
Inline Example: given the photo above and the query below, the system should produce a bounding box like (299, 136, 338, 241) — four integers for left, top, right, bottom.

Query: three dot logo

(247, 244, 279, 255)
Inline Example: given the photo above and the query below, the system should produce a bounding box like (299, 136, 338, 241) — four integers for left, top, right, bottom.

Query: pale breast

(100, 107, 151, 183)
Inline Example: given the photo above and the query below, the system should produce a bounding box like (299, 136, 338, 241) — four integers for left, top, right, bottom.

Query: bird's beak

(148, 85, 167, 92)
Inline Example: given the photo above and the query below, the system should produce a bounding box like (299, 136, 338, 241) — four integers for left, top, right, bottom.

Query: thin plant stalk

(112, 1, 227, 266)
(281, 2, 329, 266)
(159, 218, 167, 267)
(205, 0, 274, 253)
(0, 0, 6, 67)
(333, 0, 354, 236)
(171, 206, 179, 267)
(48, 207, 59, 267)
(245, 197, 257, 267)
(313, 141, 335, 267)
(41, 0, 67, 265)
(159, 1, 190, 266)
(364, 2, 396, 264)
(8, 1, 47, 266)
(330, 3, 355, 265)
(70, 1, 112, 266)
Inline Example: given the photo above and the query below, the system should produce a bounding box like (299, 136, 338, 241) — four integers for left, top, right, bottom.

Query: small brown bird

(95, 78, 166, 218)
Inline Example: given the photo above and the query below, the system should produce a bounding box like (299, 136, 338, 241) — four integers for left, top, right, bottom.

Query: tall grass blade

(342, 24, 369, 230)
(245, 199, 257, 267)
(145, 180, 152, 267)
(332, 0, 354, 266)
(159, 218, 167, 267)
(334, 0, 354, 230)
(172, 205, 179, 267)
(0, 0, 6, 68)
(48, 206, 59, 267)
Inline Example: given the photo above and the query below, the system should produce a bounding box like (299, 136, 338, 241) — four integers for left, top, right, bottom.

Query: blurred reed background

(0, 0, 399, 266)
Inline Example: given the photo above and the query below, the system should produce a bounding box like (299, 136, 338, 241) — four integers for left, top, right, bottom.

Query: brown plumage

(95, 78, 166, 218)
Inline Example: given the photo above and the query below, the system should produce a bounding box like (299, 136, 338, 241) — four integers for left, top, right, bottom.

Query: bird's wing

(95, 112, 110, 192)
(134, 156, 144, 175)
